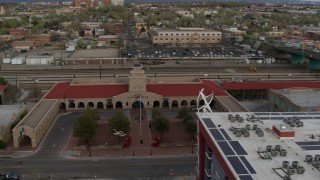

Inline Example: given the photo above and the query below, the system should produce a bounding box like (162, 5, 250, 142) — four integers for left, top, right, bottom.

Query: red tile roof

(147, 80, 227, 97)
(44, 82, 128, 99)
(221, 81, 320, 90)
(0, 85, 7, 91)
(44, 80, 227, 99)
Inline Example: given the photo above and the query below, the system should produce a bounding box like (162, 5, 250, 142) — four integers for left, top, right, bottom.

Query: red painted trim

(198, 120, 236, 180)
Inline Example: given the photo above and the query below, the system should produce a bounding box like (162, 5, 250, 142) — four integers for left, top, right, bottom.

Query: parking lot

(125, 46, 264, 60)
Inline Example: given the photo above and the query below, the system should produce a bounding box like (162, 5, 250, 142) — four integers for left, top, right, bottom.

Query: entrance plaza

(12, 64, 240, 148)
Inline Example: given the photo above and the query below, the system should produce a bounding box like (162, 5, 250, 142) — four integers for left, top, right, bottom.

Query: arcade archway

(116, 101, 123, 109)
(106, 101, 113, 109)
(153, 101, 160, 108)
(19, 135, 32, 147)
(97, 102, 104, 109)
(172, 100, 179, 108)
(132, 101, 144, 109)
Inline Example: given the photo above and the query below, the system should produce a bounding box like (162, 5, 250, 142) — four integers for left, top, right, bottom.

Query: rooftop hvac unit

(290, 122, 295, 127)
(245, 124, 251, 130)
(229, 126, 235, 132)
(235, 114, 240, 119)
(297, 166, 305, 174)
(236, 130, 242, 137)
(292, 161, 299, 169)
(238, 117, 244, 123)
(306, 155, 313, 162)
(228, 114, 233, 120)
(280, 149, 287, 156)
(253, 124, 258, 130)
(282, 161, 289, 169)
(266, 145, 272, 152)
(244, 131, 250, 137)
(287, 167, 296, 175)
(283, 175, 292, 180)
(255, 128, 261, 134)
(230, 117, 236, 122)
(275, 145, 281, 152)
(312, 161, 320, 168)
(314, 154, 320, 162)
(271, 149, 278, 157)
(258, 130, 264, 137)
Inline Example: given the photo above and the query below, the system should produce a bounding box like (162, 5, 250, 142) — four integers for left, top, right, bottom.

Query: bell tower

(129, 64, 147, 92)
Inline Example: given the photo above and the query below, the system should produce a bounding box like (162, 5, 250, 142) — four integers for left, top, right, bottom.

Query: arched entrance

(132, 101, 144, 109)
(172, 100, 178, 108)
(97, 102, 104, 109)
(19, 135, 32, 147)
(69, 102, 75, 108)
(181, 100, 188, 107)
(106, 101, 113, 109)
(88, 102, 94, 108)
(153, 101, 160, 108)
(116, 101, 123, 109)
(59, 102, 66, 110)
(78, 102, 85, 108)
(162, 100, 169, 108)
(190, 100, 197, 106)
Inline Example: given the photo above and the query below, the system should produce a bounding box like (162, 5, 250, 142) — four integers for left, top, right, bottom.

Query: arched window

(181, 100, 188, 107)
(78, 102, 85, 108)
(153, 101, 160, 108)
(88, 102, 94, 108)
(172, 100, 179, 108)
(116, 101, 123, 109)
(97, 102, 104, 109)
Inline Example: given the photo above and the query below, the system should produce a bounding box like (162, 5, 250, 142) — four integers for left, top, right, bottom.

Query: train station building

(12, 65, 244, 148)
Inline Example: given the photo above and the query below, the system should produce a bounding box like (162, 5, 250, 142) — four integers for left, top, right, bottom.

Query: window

(202, 34, 205, 36)
(155, 38, 158, 40)
(194, 38, 197, 40)
(202, 38, 204, 40)
(171, 34, 173, 35)
(281, 101, 285, 109)
(187, 38, 189, 40)
(176, 34, 179, 36)
(212, 34, 215, 36)
(165, 34, 168, 35)
(176, 38, 179, 40)
(165, 38, 168, 40)
(160, 38, 163, 40)
(171, 38, 173, 40)
(187, 34, 189, 35)
(181, 34, 184, 35)
(160, 33, 163, 36)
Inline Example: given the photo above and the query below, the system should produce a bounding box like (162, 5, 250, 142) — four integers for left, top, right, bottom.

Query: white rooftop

(198, 112, 320, 180)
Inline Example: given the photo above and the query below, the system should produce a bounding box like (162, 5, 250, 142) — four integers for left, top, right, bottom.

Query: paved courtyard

(68, 109, 196, 157)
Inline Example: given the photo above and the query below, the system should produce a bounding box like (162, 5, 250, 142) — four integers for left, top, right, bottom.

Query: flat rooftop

(198, 112, 320, 180)
(272, 88, 320, 107)
(20, 99, 57, 129)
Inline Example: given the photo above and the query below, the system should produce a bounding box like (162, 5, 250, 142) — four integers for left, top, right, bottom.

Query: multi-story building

(152, 27, 221, 46)
(9, 28, 29, 36)
(223, 28, 246, 38)
(73, 0, 120, 8)
(197, 112, 320, 180)
(26, 34, 52, 45)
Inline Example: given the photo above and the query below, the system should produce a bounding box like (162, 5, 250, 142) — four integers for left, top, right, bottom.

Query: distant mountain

(1, 0, 319, 4)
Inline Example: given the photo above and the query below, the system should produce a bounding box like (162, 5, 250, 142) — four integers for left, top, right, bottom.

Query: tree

(182, 113, 194, 125)
(109, 111, 130, 134)
(185, 120, 197, 140)
(73, 108, 99, 156)
(151, 110, 169, 140)
(176, 107, 190, 119)
(0, 77, 7, 85)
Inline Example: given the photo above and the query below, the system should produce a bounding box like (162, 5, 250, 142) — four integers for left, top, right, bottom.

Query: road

(0, 112, 197, 179)
(0, 156, 197, 179)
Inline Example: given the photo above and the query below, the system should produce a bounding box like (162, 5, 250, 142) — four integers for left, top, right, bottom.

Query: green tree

(182, 113, 194, 125)
(177, 107, 190, 119)
(0, 77, 8, 85)
(73, 108, 99, 156)
(109, 111, 130, 134)
(185, 119, 197, 140)
(151, 110, 169, 140)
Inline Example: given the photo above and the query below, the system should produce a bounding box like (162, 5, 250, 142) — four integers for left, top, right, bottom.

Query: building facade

(152, 27, 221, 46)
